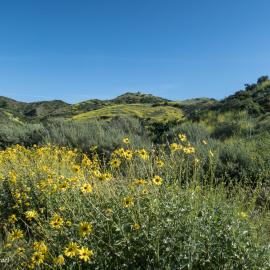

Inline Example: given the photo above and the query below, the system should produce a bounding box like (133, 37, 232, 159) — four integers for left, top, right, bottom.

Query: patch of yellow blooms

(0, 135, 215, 268)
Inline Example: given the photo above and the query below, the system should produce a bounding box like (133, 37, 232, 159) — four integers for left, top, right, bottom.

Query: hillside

(0, 77, 269, 124)
(0, 109, 23, 124)
(0, 96, 71, 120)
(0, 76, 269, 147)
(73, 104, 184, 123)
(0, 92, 172, 122)
(217, 77, 270, 114)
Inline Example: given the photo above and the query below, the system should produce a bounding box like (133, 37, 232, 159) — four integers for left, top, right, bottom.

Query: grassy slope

(72, 104, 184, 123)
(0, 109, 24, 124)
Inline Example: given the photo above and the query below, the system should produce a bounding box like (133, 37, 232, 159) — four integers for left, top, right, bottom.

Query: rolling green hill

(0, 75, 269, 133)
(0, 92, 172, 121)
(0, 96, 71, 120)
(0, 76, 269, 124)
(73, 104, 184, 123)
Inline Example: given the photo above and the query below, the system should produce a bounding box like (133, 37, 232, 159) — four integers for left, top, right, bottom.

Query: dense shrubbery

(1, 112, 270, 187)
(42, 117, 151, 154)
(0, 117, 151, 153)
(216, 139, 270, 185)
(0, 122, 45, 148)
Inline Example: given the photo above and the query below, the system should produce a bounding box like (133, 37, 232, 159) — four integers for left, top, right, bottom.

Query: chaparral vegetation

(0, 76, 269, 269)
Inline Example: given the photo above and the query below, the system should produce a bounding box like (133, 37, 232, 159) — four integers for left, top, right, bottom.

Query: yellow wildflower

(66, 220, 72, 227)
(81, 183, 93, 193)
(79, 222, 93, 237)
(8, 214, 17, 224)
(109, 158, 121, 168)
(54, 255, 65, 266)
(123, 196, 134, 208)
(124, 150, 133, 160)
(25, 210, 38, 221)
(72, 164, 81, 173)
(156, 159, 164, 168)
(33, 241, 48, 254)
(98, 173, 112, 181)
(123, 137, 130, 144)
(8, 228, 24, 241)
(78, 247, 94, 262)
(16, 247, 25, 255)
(170, 143, 181, 152)
(31, 251, 44, 265)
(141, 188, 148, 195)
(134, 179, 147, 185)
(183, 146, 195, 154)
(178, 133, 187, 142)
(50, 214, 64, 229)
(152, 175, 163, 186)
(58, 181, 69, 191)
(82, 155, 92, 167)
(8, 171, 17, 183)
(137, 149, 149, 160)
(64, 242, 79, 257)
(114, 147, 126, 157)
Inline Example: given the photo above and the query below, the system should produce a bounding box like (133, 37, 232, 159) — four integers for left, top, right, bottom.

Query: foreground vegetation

(0, 76, 269, 269)
(0, 135, 269, 269)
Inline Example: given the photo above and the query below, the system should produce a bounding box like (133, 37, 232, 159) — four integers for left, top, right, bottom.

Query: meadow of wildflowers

(0, 135, 269, 269)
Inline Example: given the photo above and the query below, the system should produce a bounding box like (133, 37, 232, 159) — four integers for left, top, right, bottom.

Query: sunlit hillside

(73, 104, 184, 123)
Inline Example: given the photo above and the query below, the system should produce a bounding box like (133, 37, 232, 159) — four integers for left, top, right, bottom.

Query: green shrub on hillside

(0, 122, 45, 148)
(42, 117, 151, 154)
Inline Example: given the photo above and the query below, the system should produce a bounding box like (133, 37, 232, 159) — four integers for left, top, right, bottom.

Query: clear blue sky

(0, 0, 270, 103)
